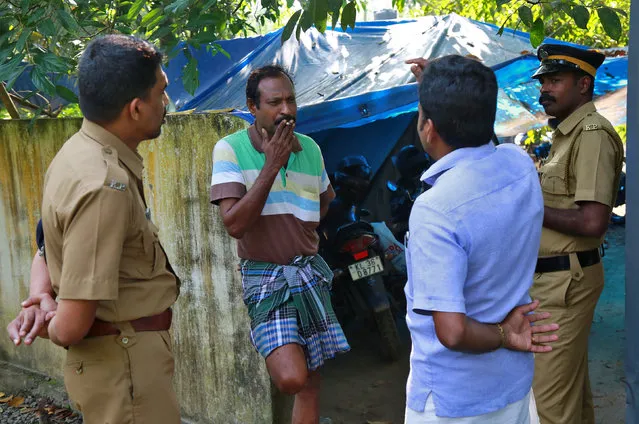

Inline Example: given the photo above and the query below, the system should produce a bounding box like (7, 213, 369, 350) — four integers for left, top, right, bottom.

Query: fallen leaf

(8, 396, 24, 407)
(0, 395, 14, 403)
(0, 392, 4, 397)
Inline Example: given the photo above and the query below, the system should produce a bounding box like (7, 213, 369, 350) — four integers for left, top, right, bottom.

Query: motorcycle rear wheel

(374, 307, 402, 361)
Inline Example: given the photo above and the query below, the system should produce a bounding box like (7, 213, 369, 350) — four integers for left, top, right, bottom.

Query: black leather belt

(535, 248, 600, 274)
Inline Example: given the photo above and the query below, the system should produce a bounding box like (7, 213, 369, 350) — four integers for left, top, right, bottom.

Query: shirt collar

(421, 143, 496, 186)
(556, 102, 596, 135)
(80, 119, 144, 180)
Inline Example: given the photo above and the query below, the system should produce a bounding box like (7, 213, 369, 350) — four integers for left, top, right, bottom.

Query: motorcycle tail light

(339, 234, 376, 255)
(353, 250, 369, 260)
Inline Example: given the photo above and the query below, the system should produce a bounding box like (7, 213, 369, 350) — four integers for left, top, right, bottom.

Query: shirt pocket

(540, 161, 571, 196)
(120, 220, 161, 279)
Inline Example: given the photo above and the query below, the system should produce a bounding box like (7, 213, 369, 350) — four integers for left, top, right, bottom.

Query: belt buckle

(599, 244, 606, 258)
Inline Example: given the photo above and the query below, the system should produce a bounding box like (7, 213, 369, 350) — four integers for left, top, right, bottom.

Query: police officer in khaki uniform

(530, 44, 624, 424)
(7, 35, 180, 424)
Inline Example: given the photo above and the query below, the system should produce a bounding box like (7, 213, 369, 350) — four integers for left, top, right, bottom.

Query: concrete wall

(0, 114, 274, 423)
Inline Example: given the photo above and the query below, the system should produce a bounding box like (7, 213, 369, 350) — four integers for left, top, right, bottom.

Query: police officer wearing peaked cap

(529, 43, 624, 424)
(533, 43, 605, 80)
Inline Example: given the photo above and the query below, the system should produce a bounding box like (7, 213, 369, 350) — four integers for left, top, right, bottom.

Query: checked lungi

(240, 255, 350, 371)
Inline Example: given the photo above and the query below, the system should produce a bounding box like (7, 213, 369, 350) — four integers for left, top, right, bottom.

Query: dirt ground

(320, 224, 627, 424)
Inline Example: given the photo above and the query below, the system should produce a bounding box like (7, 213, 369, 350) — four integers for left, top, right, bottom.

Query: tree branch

(232, 0, 245, 16)
(0, 83, 21, 119)
(9, 93, 56, 118)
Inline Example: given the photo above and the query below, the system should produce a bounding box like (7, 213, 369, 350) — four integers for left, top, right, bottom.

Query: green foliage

(523, 126, 553, 146)
(0, 0, 284, 117)
(0, 0, 628, 120)
(406, 0, 629, 48)
(615, 123, 626, 144)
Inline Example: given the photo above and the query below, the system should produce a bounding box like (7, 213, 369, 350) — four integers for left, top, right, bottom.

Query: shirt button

(121, 337, 129, 344)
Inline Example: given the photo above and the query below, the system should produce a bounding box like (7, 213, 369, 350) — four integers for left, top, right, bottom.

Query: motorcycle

(319, 155, 402, 361)
(386, 145, 432, 242)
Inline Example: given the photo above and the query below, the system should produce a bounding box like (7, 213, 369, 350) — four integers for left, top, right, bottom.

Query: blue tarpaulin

(164, 14, 627, 175)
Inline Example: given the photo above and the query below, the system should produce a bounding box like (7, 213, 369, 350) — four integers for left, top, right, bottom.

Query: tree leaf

(145, 13, 165, 31)
(38, 20, 57, 37)
(57, 9, 80, 32)
(598, 7, 622, 40)
(295, 22, 302, 40)
(150, 25, 172, 40)
(0, 47, 12, 64)
(287, 0, 294, 7)
(5, 65, 25, 91)
(613, 8, 628, 18)
(127, 0, 146, 20)
(568, 5, 590, 29)
(20, 0, 30, 14)
(497, 21, 506, 36)
(282, 9, 302, 44)
(518, 6, 533, 28)
(211, 43, 230, 59)
(0, 55, 25, 82)
(201, 0, 217, 11)
(341, 1, 356, 31)
(300, 0, 315, 32)
(31, 67, 56, 95)
(393, 0, 405, 11)
(331, 10, 340, 30)
(314, 0, 329, 32)
(165, 0, 191, 14)
(496, 0, 513, 7)
(530, 17, 545, 48)
(26, 9, 45, 26)
(182, 56, 198, 95)
(15, 30, 30, 52)
(328, 0, 342, 14)
(55, 85, 78, 103)
(34, 53, 68, 73)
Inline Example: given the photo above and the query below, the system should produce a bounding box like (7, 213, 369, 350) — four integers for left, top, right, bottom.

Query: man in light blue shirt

(403, 55, 559, 423)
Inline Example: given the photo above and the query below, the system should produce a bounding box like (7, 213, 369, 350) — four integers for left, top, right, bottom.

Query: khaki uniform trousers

(63, 323, 180, 424)
(530, 253, 604, 424)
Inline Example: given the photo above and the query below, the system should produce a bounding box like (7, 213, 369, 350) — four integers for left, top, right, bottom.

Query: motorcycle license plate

(348, 256, 384, 281)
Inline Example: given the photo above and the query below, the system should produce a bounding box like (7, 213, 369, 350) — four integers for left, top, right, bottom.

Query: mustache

(275, 115, 296, 125)
(539, 94, 556, 104)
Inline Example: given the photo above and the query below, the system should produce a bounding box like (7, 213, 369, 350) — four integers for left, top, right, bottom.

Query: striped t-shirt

(210, 129, 333, 265)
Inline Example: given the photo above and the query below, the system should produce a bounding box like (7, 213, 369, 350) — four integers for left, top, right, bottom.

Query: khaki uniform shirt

(41, 120, 179, 322)
(538, 102, 624, 256)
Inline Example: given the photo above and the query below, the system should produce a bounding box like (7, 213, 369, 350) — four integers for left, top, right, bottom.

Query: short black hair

(245, 65, 294, 108)
(575, 69, 596, 97)
(78, 35, 163, 123)
(418, 55, 497, 149)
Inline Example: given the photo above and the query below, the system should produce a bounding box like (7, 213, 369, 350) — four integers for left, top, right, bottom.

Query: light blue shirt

(404, 142, 543, 418)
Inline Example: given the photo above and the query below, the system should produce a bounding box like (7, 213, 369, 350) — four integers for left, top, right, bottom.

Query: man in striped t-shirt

(210, 65, 349, 422)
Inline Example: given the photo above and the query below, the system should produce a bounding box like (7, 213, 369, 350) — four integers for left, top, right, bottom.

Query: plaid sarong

(240, 255, 350, 371)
